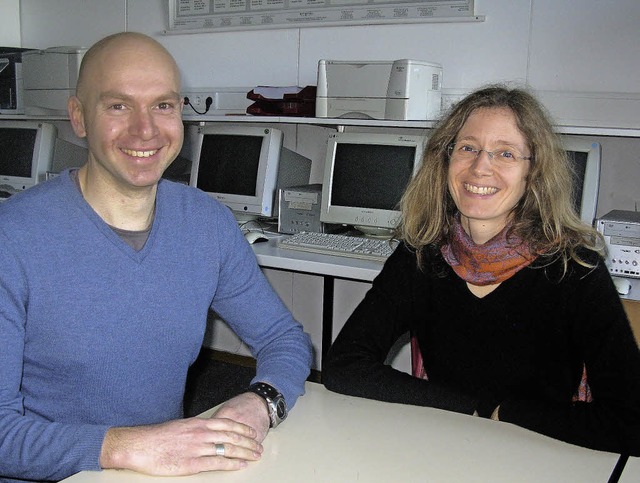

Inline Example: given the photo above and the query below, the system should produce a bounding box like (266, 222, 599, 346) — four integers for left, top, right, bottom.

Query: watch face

(275, 397, 287, 420)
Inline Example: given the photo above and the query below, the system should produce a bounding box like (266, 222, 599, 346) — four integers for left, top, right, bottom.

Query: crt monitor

(0, 120, 56, 194)
(560, 135, 601, 226)
(190, 124, 311, 221)
(320, 132, 426, 236)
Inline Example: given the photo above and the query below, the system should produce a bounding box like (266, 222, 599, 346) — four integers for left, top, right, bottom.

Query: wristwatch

(248, 382, 287, 428)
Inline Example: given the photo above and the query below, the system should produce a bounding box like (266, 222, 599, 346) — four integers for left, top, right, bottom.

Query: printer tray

(247, 85, 316, 117)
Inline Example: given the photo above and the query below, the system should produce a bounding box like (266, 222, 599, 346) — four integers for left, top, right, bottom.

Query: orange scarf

(440, 214, 536, 286)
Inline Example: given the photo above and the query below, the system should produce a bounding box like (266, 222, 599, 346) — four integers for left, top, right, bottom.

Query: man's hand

(100, 416, 262, 475)
(213, 392, 271, 443)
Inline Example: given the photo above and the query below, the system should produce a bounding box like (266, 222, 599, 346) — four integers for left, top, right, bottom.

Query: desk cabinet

(622, 299, 640, 345)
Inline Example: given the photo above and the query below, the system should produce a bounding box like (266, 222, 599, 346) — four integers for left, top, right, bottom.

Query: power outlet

(183, 91, 212, 111)
(181, 87, 253, 116)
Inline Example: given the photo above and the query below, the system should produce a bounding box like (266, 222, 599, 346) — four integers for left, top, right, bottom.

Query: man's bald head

(76, 32, 181, 102)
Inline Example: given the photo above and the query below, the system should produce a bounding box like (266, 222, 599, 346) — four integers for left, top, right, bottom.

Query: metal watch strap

(248, 382, 287, 428)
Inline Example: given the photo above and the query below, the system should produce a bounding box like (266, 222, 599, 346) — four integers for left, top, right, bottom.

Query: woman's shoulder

(383, 241, 450, 279)
(531, 246, 608, 284)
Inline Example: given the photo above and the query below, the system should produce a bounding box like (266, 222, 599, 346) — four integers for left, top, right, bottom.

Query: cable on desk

(184, 96, 213, 115)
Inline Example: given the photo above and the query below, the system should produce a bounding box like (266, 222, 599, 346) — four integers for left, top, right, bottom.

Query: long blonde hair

(398, 85, 604, 272)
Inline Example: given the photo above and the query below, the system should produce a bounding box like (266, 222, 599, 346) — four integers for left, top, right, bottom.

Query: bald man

(0, 32, 312, 482)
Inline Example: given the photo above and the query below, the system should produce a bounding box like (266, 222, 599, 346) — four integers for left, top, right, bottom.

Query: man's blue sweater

(0, 170, 312, 482)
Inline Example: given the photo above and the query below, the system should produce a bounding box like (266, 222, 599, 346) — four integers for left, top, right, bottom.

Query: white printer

(315, 59, 443, 121)
(21, 47, 86, 115)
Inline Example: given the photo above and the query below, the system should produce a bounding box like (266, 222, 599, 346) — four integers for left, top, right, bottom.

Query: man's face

(69, 39, 184, 193)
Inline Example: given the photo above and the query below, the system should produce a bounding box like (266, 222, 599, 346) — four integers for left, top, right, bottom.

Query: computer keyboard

(278, 231, 397, 262)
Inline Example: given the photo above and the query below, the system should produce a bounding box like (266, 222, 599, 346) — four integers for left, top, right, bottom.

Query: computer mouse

(245, 231, 269, 244)
(612, 276, 632, 296)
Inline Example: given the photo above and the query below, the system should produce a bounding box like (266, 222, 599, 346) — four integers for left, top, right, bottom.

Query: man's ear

(68, 96, 87, 138)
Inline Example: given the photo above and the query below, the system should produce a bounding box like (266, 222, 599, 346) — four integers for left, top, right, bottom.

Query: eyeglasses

(447, 142, 532, 166)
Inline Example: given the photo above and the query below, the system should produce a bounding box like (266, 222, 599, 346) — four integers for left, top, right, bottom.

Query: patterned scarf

(440, 214, 536, 286)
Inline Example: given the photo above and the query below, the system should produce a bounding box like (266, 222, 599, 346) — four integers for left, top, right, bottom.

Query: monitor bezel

(189, 124, 284, 218)
(560, 135, 601, 226)
(320, 132, 426, 233)
(0, 120, 56, 192)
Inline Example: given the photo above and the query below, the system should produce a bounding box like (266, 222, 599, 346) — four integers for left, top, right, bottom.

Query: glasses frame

(447, 142, 532, 164)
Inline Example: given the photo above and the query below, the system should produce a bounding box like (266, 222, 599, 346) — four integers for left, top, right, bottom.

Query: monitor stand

(234, 211, 279, 234)
(233, 211, 259, 224)
(354, 225, 395, 239)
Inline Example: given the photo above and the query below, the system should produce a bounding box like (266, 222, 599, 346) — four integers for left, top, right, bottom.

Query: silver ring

(215, 443, 225, 457)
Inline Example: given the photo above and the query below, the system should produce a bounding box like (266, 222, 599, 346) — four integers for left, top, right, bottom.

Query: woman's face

(447, 107, 531, 243)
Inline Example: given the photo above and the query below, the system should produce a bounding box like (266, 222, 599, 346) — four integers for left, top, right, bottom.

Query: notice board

(166, 0, 481, 33)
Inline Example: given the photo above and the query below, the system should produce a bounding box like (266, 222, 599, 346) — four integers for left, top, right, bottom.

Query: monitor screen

(331, 143, 416, 210)
(196, 134, 263, 197)
(0, 128, 37, 178)
(0, 121, 56, 193)
(561, 136, 601, 226)
(320, 132, 426, 236)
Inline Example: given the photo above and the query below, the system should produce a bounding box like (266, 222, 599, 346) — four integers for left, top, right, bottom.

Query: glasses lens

(451, 143, 477, 161)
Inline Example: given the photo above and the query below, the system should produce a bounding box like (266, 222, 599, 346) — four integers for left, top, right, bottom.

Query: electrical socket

(181, 87, 252, 116)
(182, 91, 212, 110)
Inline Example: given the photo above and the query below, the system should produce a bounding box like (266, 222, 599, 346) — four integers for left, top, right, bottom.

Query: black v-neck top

(324, 242, 640, 455)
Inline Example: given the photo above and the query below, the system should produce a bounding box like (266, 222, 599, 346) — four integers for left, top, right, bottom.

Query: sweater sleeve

(208, 206, 312, 408)
(498, 261, 640, 456)
(0, 230, 109, 481)
(323, 244, 479, 414)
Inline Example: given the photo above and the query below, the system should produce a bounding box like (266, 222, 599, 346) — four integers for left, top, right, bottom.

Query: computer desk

(60, 382, 635, 483)
(250, 234, 381, 281)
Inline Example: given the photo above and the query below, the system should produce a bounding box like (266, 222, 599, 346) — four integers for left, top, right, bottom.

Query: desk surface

(61, 382, 629, 483)
(620, 456, 640, 482)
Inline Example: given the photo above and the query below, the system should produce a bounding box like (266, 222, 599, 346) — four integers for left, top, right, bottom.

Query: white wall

(17, 0, 640, 215)
(0, 0, 21, 46)
(19, 0, 640, 94)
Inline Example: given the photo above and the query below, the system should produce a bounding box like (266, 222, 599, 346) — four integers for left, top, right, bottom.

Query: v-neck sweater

(0, 170, 312, 482)
(323, 242, 640, 455)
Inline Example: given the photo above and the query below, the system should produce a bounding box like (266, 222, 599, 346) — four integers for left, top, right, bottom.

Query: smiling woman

(446, 107, 532, 245)
(323, 85, 640, 457)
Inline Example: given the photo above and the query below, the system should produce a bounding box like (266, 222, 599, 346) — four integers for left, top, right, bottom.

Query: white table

(61, 382, 627, 483)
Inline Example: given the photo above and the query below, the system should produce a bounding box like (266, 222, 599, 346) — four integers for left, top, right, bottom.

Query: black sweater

(323, 243, 640, 455)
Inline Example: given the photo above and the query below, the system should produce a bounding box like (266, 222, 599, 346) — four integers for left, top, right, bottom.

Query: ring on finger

(214, 443, 225, 457)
